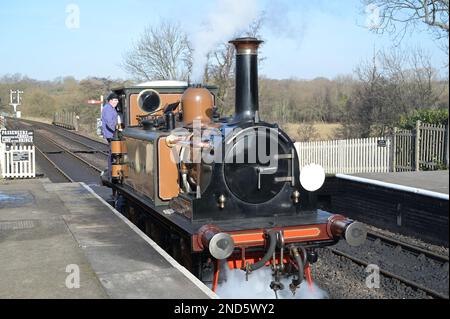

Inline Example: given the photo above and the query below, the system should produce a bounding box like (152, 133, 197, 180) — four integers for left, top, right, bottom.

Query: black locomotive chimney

(229, 37, 263, 122)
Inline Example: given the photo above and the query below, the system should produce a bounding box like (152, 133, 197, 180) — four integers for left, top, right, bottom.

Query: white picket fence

(394, 122, 449, 171)
(295, 137, 391, 174)
(0, 144, 36, 179)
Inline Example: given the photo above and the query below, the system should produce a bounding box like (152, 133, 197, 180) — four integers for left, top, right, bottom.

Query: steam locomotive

(101, 37, 366, 296)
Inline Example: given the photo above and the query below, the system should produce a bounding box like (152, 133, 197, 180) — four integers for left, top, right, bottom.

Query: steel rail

(20, 119, 109, 156)
(366, 230, 449, 264)
(40, 133, 104, 173)
(327, 247, 449, 300)
(53, 121, 106, 143)
(34, 146, 74, 183)
(49, 128, 109, 156)
(12, 120, 104, 175)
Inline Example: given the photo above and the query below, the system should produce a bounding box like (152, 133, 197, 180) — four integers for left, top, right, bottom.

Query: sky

(0, 0, 447, 81)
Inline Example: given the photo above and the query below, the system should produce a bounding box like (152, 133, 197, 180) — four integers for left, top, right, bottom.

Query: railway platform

(349, 170, 449, 195)
(319, 170, 449, 247)
(0, 178, 216, 299)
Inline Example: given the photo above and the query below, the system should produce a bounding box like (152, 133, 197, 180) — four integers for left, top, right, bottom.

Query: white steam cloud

(216, 265, 329, 299)
(262, 0, 307, 44)
(190, 0, 260, 83)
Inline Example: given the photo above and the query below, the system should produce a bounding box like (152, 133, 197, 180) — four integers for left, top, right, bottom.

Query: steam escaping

(216, 265, 329, 299)
(190, 0, 260, 83)
(262, 0, 308, 45)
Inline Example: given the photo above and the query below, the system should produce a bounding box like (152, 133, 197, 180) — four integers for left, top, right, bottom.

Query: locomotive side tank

(103, 38, 366, 295)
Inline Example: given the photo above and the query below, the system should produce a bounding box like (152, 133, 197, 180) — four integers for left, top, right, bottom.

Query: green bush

(398, 108, 449, 129)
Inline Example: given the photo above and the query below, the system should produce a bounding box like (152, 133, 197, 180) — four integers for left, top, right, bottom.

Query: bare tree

(206, 42, 236, 114)
(122, 21, 192, 81)
(379, 47, 440, 109)
(409, 48, 441, 106)
(363, 0, 449, 38)
(342, 46, 443, 138)
(296, 123, 320, 142)
(363, 0, 449, 59)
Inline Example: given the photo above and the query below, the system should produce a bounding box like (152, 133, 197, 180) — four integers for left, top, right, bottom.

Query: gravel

(366, 224, 449, 256)
(330, 236, 449, 297)
(312, 248, 431, 299)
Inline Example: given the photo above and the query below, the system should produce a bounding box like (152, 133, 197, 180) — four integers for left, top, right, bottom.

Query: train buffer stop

(0, 178, 216, 299)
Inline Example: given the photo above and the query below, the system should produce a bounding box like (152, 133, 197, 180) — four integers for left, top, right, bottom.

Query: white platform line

(336, 174, 449, 200)
(80, 183, 219, 299)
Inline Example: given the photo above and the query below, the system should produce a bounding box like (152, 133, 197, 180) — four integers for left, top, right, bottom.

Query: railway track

(18, 118, 109, 156)
(34, 146, 73, 183)
(327, 229, 449, 299)
(366, 230, 449, 265)
(6, 119, 105, 184)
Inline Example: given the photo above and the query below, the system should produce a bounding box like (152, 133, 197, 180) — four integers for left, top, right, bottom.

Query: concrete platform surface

(0, 179, 215, 299)
(351, 170, 449, 195)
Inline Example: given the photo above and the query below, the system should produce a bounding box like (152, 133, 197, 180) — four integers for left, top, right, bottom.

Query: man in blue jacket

(102, 93, 119, 179)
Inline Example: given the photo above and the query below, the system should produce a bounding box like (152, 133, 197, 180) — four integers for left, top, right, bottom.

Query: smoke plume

(190, 0, 309, 83)
(190, 0, 260, 83)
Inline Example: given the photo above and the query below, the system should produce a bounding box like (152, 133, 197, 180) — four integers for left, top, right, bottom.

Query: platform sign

(96, 118, 103, 136)
(13, 151, 30, 162)
(0, 130, 34, 144)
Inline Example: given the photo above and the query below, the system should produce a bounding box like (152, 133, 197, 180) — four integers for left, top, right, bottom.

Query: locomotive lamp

(300, 163, 326, 192)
